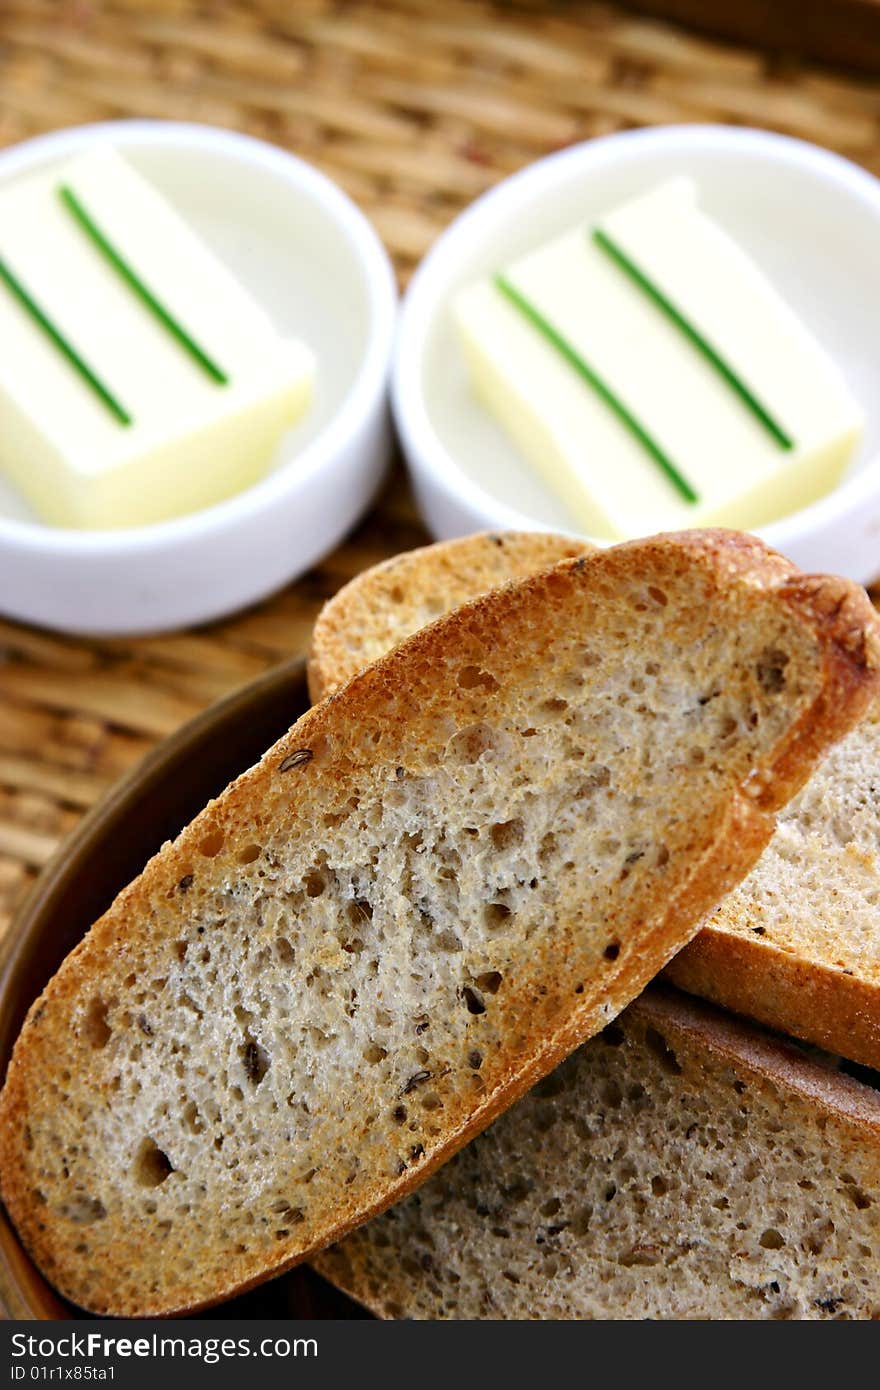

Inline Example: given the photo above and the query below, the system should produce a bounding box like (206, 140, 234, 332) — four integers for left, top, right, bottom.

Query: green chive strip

(494, 272, 699, 505)
(0, 255, 131, 425)
(592, 227, 793, 451)
(58, 185, 229, 386)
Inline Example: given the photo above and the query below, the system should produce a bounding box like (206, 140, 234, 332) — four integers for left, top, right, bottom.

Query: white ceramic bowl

(395, 125, 880, 585)
(0, 121, 397, 635)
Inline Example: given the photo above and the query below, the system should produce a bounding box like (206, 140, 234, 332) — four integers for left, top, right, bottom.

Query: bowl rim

(392, 122, 880, 550)
(0, 119, 397, 556)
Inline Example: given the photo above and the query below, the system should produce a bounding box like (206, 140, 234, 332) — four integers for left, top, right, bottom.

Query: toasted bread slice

(310, 532, 880, 1069)
(1, 531, 877, 1316)
(314, 986, 880, 1320)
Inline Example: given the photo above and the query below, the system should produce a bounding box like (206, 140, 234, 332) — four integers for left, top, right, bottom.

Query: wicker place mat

(2, 0, 880, 939)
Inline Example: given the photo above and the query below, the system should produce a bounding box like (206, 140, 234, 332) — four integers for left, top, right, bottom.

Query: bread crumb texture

(0, 531, 875, 1315)
(315, 989, 880, 1320)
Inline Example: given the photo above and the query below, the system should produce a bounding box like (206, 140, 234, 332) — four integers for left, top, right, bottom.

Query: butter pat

(455, 180, 863, 538)
(0, 149, 314, 529)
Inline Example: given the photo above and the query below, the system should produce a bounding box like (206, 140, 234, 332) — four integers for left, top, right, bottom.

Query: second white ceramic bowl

(0, 121, 397, 635)
(394, 125, 880, 585)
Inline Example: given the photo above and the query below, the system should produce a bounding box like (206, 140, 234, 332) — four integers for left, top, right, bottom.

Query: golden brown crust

(666, 930, 880, 1075)
(1, 530, 878, 1317)
(637, 986, 880, 1127)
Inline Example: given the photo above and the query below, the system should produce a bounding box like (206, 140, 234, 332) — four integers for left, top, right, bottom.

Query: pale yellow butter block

(455, 179, 863, 538)
(0, 148, 314, 529)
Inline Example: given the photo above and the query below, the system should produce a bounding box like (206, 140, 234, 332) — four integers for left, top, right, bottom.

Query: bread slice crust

(1, 530, 877, 1316)
(311, 531, 880, 1069)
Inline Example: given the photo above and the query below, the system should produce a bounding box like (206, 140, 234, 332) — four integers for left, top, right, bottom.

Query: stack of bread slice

(1, 530, 879, 1319)
(310, 532, 880, 1320)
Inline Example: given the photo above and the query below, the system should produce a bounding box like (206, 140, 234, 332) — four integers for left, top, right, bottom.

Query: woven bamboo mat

(2, 0, 880, 941)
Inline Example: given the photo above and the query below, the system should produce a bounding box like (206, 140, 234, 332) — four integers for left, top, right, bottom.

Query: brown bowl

(0, 657, 368, 1320)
